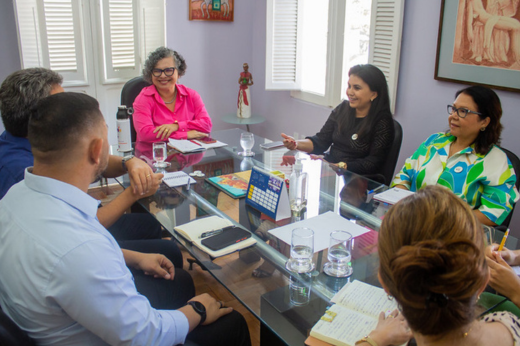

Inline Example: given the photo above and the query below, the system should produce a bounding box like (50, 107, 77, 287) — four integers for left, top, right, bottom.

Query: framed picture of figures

(189, 0, 234, 22)
(435, 0, 520, 92)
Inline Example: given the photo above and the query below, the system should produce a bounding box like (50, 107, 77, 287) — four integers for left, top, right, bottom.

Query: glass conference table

(114, 129, 512, 346)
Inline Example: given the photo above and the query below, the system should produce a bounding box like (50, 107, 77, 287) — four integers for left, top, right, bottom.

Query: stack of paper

(373, 187, 415, 205)
(268, 211, 370, 253)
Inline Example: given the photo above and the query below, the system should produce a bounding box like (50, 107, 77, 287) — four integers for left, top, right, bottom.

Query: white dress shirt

(0, 169, 189, 346)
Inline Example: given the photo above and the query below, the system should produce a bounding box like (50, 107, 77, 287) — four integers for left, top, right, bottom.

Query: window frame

(266, 0, 406, 113)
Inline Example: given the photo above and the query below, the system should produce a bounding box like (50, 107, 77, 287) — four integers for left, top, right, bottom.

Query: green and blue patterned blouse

(392, 133, 519, 225)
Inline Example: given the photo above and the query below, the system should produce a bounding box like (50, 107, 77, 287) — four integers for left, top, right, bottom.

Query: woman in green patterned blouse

(392, 86, 518, 226)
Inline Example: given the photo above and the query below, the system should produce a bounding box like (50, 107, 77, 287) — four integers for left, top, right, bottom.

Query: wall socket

(293, 132, 300, 140)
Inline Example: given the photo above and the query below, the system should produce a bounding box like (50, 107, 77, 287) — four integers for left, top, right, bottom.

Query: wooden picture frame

(434, 0, 520, 92)
(189, 0, 234, 22)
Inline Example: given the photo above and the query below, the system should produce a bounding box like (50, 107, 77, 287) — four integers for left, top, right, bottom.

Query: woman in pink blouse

(133, 47, 212, 143)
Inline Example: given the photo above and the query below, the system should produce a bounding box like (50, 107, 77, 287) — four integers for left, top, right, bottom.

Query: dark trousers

(132, 268, 251, 346)
(111, 215, 251, 346)
(107, 213, 184, 268)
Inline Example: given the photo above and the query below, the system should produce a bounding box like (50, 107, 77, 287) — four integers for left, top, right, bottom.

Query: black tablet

(201, 227, 251, 251)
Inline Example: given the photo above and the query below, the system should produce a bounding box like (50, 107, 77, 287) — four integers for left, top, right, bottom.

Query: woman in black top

(281, 64, 394, 175)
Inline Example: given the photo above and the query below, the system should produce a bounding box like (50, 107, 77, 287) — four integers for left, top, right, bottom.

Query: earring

(370, 98, 374, 102)
(387, 294, 394, 301)
(481, 127, 486, 132)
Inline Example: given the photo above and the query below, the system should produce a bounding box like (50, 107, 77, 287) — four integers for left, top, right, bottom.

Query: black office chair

(120, 76, 151, 143)
(0, 308, 36, 346)
(380, 119, 403, 185)
(498, 147, 520, 228)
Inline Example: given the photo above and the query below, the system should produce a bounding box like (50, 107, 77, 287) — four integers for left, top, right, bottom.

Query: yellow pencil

(497, 229, 510, 252)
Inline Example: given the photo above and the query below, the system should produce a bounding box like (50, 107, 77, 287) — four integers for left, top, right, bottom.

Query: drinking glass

(153, 142, 169, 168)
(239, 132, 255, 156)
(289, 272, 312, 306)
(323, 231, 353, 277)
(286, 227, 315, 273)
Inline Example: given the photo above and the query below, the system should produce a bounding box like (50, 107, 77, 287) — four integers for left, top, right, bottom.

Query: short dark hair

(340, 64, 392, 137)
(29, 92, 104, 157)
(142, 47, 187, 83)
(453, 85, 502, 155)
(0, 68, 63, 137)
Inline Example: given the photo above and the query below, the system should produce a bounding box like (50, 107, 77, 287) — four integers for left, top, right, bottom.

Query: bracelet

(354, 335, 378, 346)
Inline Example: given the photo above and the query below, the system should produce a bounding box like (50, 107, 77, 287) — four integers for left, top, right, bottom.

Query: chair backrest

(498, 147, 520, 228)
(0, 308, 36, 346)
(380, 119, 403, 186)
(120, 76, 151, 142)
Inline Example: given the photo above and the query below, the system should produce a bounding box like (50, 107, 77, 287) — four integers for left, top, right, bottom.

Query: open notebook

(168, 138, 227, 153)
(163, 171, 196, 188)
(173, 216, 257, 258)
(307, 280, 403, 346)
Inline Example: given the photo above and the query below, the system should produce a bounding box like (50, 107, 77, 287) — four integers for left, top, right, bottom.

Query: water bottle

(117, 106, 133, 152)
(289, 158, 308, 215)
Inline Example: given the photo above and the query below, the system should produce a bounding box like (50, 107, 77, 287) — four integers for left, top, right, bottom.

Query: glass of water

(323, 231, 353, 277)
(239, 132, 255, 156)
(153, 142, 169, 168)
(286, 227, 315, 273)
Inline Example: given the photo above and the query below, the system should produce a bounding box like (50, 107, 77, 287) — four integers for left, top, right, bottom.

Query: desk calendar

(245, 167, 291, 221)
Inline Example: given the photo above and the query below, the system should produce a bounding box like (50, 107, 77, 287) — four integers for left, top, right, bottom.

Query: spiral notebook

(163, 171, 196, 187)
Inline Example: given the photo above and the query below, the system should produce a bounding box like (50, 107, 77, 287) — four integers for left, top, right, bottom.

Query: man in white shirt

(0, 92, 251, 346)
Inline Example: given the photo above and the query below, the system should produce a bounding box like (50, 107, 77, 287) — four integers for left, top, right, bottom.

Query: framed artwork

(435, 0, 520, 92)
(189, 0, 234, 22)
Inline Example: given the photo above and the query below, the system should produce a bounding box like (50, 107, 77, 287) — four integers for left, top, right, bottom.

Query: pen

(189, 140, 201, 146)
(200, 229, 223, 239)
(497, 229, 510, 251)
(186, 175, 191, 191)
(368, 185, 385, 194)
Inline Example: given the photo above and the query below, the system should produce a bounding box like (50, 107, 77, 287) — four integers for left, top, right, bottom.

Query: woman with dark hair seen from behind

(393, 85, 518, 226)
(133, 46, 212, 143)
(281, 64, 394, 176)
(359, 185, 519, 346)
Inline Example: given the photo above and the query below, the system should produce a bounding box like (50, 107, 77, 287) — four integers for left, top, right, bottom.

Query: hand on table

(368, 309, 412, 346)
(189, 293, 233, 325)
(187, 131, 208, 140)
(281, 133, 297, 150)
(135, 253, 175, 280)
(154, 123, 180, 140)
(125, 157, 161, 196)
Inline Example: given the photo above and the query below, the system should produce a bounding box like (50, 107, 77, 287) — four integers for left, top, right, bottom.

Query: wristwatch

(121, 155, 134, 172)
(187, 301, 206, 324)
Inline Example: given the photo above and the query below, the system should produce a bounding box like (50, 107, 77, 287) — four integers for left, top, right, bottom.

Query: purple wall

(165, 0, 255, 132)
(0, 0, 22, 133)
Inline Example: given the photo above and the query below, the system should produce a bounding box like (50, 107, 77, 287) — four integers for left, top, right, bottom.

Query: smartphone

(260, 141, 284, 150)
(198, 137, 217, 144)
(201, 226, 251, 251)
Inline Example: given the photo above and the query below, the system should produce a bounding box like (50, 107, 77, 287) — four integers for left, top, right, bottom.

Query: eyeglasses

(152, 67, 176, 77)
(447, 105, 482, 118)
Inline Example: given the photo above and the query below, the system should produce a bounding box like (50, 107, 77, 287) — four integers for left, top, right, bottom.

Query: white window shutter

(14, 0, 43, 68)
(99, 0, 139, 82)
(368, 0, 405, 114)
(138, 0, 165, 65)
(265, 0, 303, 90)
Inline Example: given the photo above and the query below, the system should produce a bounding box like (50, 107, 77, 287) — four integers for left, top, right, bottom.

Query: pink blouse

(133, 84, 212, 143)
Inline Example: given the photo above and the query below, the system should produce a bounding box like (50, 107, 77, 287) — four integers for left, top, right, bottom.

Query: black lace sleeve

(346, 114, 394, 175)
(306, 102, 346, 155)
